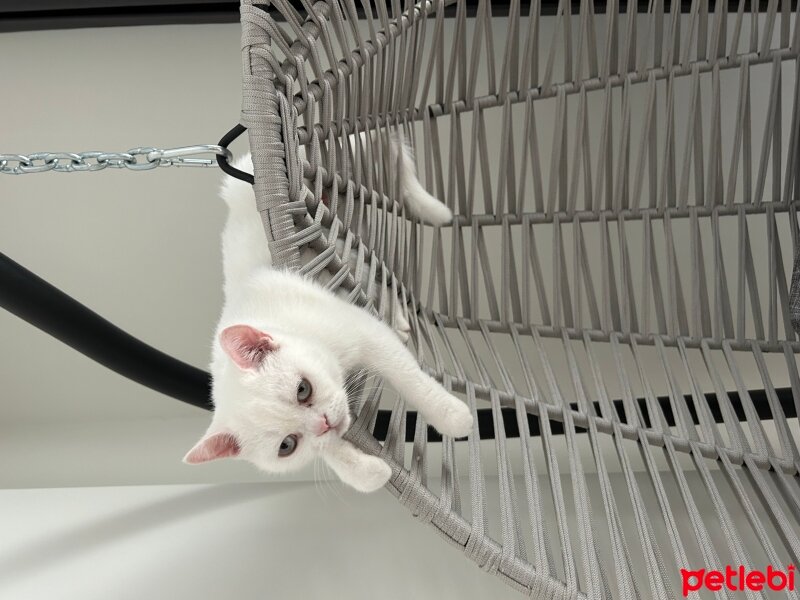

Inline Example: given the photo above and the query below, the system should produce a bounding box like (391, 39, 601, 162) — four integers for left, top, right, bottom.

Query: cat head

(185, 324, 352, 477)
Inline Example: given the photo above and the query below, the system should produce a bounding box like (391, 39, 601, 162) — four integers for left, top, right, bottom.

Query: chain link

(0, 145, 233, 175)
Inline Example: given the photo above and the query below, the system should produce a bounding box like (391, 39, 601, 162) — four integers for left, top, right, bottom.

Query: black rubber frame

(0, 251, 213, 410)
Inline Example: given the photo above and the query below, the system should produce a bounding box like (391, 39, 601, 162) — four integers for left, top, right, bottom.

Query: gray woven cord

(240, 0, 800, 596)
(791, 244, 800, 333)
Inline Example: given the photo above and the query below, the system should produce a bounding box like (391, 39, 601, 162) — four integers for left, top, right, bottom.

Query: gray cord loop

(0, 144, 233, 174)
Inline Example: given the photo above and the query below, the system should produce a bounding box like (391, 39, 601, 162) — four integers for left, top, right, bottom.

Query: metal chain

(0, 145, 233, 175)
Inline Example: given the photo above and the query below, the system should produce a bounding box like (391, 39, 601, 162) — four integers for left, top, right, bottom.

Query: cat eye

(297, 378, 313, 404)
(278, 434, 298, 457)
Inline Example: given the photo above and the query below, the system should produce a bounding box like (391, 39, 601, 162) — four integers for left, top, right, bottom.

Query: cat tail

(391, 132, 453, 226)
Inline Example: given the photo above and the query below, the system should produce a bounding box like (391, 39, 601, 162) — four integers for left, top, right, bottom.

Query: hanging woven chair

(236, 0, 800, 597)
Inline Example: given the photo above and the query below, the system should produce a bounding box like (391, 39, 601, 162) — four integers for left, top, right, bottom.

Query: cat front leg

(323, 438, 392, 493)
(392, 367, 473, 439)
(353, 318, 473, 438)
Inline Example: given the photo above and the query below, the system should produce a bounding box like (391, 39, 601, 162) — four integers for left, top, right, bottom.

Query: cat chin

(311, 428, 348, 451)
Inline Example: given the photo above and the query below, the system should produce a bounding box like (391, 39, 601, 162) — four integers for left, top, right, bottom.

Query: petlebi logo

(681, 565, 796, 596)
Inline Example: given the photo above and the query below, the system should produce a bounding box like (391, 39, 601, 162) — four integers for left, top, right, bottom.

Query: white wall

(0, 23, 239, 424)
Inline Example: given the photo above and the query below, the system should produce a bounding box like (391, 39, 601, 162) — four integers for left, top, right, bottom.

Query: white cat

(184, 134, 472, 492)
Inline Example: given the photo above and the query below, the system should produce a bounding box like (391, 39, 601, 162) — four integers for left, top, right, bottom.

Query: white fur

(185, 136, 470, 493)
(390, 132, 453, 226)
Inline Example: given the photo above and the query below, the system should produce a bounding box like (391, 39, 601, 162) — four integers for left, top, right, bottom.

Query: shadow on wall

(0, 483, 275, 581)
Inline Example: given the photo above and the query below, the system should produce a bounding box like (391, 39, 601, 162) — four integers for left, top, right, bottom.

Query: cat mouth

(318, 414, 345, 436)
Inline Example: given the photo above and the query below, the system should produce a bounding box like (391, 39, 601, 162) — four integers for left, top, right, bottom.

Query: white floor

(0, 482, 520, 600)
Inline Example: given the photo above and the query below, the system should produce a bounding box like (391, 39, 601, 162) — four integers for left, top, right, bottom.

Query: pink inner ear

(220, 325, 277, 369)
(184, 432, 241, 464)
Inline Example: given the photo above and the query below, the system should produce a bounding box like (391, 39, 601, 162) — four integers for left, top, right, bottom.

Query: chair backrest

(238, 1, 800, 597)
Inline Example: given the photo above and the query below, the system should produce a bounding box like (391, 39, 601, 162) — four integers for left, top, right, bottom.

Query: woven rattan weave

(238, 0, 800, 596)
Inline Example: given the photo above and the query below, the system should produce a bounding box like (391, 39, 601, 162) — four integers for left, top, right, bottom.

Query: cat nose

(316, 414, 332, 436)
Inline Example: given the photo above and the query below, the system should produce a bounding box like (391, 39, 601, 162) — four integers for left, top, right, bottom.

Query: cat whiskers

(343, 370, 383, 411)
(343, 370, 383, 397)
(344, 385, 388, 402)
(313, 455, 329, 502)
(343, 370, 380, 393)
(321, 458, 346, 505)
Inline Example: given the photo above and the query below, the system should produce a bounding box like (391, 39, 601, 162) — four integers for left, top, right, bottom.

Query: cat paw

(423, 202, 453, 227)
(426, 396, 473, 438)
(325, 442, 392, 493)
(440, 399, 474, 438)
(394, 309, 411, 343)
(349, 455, 392, 493)
(395, 326, 410, 344)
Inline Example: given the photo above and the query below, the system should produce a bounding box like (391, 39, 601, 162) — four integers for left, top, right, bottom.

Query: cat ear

(183, 430, 241, 464)
(220, 324, 278, 370)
